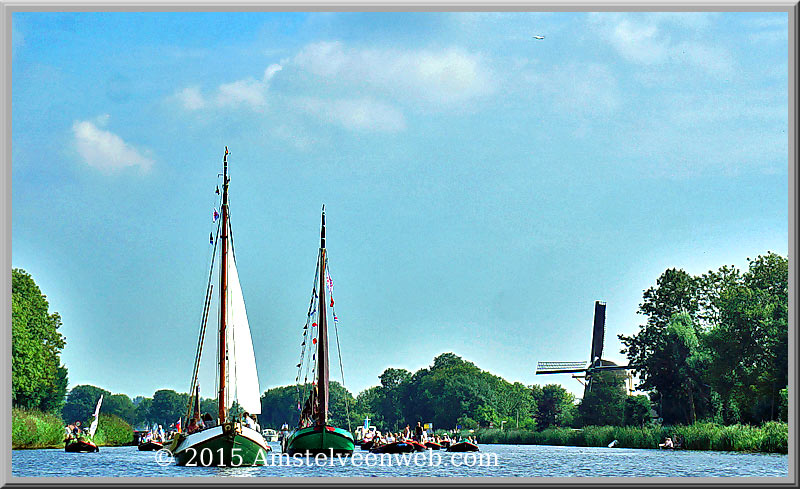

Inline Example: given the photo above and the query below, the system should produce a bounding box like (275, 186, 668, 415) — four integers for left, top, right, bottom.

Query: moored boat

(138, 440, 163, 451)
(283, 208, 355, 456)
(169, 147, 271, 466)
(446, 441, 480, 452)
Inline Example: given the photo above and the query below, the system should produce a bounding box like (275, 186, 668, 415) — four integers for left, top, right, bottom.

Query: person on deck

(202, 413, 215, 429)
(73, 421, 82, 437)
(414, 422, 423, 442)
(187, 419, 198, 435)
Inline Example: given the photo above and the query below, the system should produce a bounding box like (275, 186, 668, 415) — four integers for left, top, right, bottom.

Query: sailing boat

(283, 208, 355, 456)
(169, 147, 271, 466)
(65, 395, 102, 452)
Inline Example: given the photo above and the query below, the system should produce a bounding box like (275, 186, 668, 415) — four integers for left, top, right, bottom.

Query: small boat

(409, 440, 427, 452)
(169, 148, 271, 466)
(446, 441, 479, 452)
(138, 440, 163, 451)
(370, 441, 415, 454)
(262, 429, 279, 442)
(360, 439, 375, 450)
(65, 438, 99, 453)
(65, 395, 103, 453)
(283, 208, 355, 456)
(425, 441, 442, 450)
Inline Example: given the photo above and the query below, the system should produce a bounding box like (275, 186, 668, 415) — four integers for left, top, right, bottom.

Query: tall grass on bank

(93, 414, 134, 446)
(476, 422, 788, 454)
(12, 408, 64, 449)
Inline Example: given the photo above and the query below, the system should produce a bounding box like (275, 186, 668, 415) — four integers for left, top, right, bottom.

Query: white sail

(224, 240, 262, 415)
(88, 394, 103, 437)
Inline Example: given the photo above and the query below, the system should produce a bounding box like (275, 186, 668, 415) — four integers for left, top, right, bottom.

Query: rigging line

(298, 251, 322, 409)
(332, 303, 351, 433)
(185, 217, 222, 421)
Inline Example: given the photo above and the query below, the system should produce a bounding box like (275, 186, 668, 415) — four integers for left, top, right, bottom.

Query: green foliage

(104, 393, 136, 425)
(532, 384, 574, 429)
(624, 395, 652, 427)
(12, 408, 65, 449)
(11, 269, 68, 414)
(578, 371, 627, 426)
(93, 413, 134, 446)
(150, 389, 189, 427)
(620, 253, 788, 426)
(474, 421, 788, 453)
(62, 385, 109, 424)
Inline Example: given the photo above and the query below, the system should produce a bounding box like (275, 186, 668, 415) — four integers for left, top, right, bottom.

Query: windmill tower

(535, 301, 634, 395)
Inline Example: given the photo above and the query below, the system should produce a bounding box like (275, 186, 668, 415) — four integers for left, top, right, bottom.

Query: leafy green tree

(104, 393, 136, 425)
(378, 367, 412, 431)
(11, 269, 68, 413)
(624, 395, 652, 426)
(133, 397, 154, 428)
(149, 389, 188, 427)
(705, 253, 788, 423)
(62, 385, 110, 424)
(532, 384, 575, 429)
(260, 385, 299, 429)
(578, 371, 627, 426)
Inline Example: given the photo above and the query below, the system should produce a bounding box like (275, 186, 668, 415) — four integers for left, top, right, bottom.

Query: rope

(327, 261, 352, 433)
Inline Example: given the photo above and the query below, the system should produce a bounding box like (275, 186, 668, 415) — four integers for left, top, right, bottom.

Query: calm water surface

(12, 443, 788, 478)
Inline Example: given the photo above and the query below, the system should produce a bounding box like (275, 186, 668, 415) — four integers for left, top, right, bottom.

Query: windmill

(535, 301, 634, 394)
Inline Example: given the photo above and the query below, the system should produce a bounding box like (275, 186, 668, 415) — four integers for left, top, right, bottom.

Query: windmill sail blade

(589, 301, 606, 364)
(536, 361, 589, 374)
(225, 239, 261, 415)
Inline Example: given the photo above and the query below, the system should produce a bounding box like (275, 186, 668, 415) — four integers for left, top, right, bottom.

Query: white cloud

(175, 63, 282, 111)
(72, 117, 154, 173)
(294, 96, 406, 132)
(589, 12, 733, 75)
(291, 41, 494, 107)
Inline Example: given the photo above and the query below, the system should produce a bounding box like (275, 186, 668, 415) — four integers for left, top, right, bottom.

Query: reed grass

(12, 408, 65, 449)
(475, 422, 787, 453)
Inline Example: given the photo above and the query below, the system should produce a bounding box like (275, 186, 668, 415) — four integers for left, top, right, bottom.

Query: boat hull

(138, 440, 163, 451)
(284, 425, 354, 456)
(172, 423, 272, 466)
(370, 441, 415, 454)
(65, 438, 99, 453)
(425, 442, 442, 450)
(447, 441, 479, 452)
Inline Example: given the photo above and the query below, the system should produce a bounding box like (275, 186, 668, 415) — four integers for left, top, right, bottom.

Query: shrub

(93, 413, 133, 446)
(12, 408, 65, 449)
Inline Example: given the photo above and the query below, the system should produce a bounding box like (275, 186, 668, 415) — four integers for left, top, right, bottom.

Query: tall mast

(218, 146, 230, 424)
(316, 206, 329, 426)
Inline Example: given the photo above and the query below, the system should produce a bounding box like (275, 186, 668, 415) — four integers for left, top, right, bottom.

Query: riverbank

(12, 409, 133, 449)
(475, 422, 788, 454)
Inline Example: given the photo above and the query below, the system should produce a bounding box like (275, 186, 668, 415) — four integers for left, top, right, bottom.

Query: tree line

(12, 251, 788, 433)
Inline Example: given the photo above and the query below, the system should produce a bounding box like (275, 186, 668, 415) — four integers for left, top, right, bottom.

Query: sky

(11, 11, 789, 403)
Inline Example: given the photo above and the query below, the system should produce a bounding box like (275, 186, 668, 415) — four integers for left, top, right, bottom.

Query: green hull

(172, 424, 271, 466)
(284, 425, 354, 456)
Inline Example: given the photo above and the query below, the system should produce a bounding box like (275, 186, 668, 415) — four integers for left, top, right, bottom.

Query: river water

(12, 443, 788, 478)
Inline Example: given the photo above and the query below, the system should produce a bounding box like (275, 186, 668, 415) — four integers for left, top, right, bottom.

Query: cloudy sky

(12, 11, 788, 402)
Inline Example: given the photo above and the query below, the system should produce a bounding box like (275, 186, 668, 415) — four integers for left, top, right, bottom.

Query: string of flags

(213, 208, 219, 222)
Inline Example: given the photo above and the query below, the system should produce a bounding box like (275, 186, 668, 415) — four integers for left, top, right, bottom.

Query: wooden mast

(218, 147, 230, 424)
(316, 206, 329, 426)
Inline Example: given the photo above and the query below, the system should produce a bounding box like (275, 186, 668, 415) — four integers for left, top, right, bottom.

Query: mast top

(320, 205, 326, 250)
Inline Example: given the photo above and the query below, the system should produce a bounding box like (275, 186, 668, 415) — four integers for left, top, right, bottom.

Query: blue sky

(12, 11, 789, 402)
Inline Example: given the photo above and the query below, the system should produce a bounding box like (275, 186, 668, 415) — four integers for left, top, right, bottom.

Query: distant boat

(168, 147, 271, 466)
(65, 395, 102, 453)
(138, 439, 163, 451)
(447, 441, 479, 452)
(262, 429, 280, 442)
(370, 441, 415, 454)
(283, 208, 355, 456)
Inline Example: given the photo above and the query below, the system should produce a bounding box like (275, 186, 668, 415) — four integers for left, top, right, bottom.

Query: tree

(260, 385, 300, 429)
(62, 385, 110, 424)
(104, 393, 136, 425)
(705, 253, 788, 423)
(11, 269, 68, 413)
(578, 371, 627, 426)
(532, 384, 575, 429)
(149, 389, 188, 427)
(377, 367, 412, 431)
(624, 395, 652, 427)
